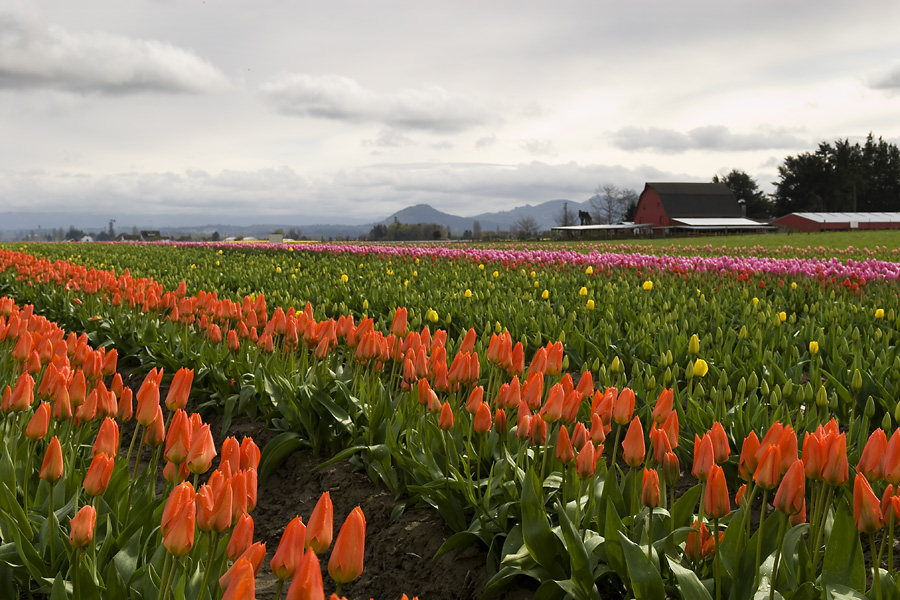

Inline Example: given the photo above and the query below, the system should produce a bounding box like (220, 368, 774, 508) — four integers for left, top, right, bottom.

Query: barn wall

(634, 188, 670, 226)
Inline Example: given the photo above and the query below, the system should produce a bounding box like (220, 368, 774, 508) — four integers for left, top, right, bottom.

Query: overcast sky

(2, 0, 899, 224)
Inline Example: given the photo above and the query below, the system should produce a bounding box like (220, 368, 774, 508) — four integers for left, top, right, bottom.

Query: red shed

(772, 212, 900, 232)
(634, 182, 741, 228)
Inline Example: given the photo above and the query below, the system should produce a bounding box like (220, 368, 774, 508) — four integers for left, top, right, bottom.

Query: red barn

(633, 182, 764, 233)
(772, 212, 900, 232)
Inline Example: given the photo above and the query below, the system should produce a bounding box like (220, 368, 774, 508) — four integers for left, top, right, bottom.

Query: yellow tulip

(579, 287, 588, 296)
(875, 308, 885, 319)
(586, 299, 595, 311)
(464, 289, 472, 298)
(809, 341, 819, 354)
(340, 274, 349, 283)
(585, 266, 593, 274)
(693, 359, 709, 378)
(642, 281, 653, 291)
(541, 290, 549, 300)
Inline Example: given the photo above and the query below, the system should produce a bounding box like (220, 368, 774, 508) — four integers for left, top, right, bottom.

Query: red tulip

(328, 506, 366, 584)
(306, 491, 333, 554)
(493, 408, 507, 434)
(662, 451, 680, 487)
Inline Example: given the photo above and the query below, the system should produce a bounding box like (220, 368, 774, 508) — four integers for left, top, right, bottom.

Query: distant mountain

(379, 199, 594, 233)
(0, 198, 596, 241)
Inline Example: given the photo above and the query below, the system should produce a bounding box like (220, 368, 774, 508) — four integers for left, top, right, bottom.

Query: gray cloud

(362, 129, 415, 148)
(866, 63, 900, 89)
(611, 125, 806, 153)
(519, 138, 557, 157)
(475, 134, 497, 149)
(259, 73, 492, 133)
(1, 161, 678, 223)
(0, 12, 229, 94)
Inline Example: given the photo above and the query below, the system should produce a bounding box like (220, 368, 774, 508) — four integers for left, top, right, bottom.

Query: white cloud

(610, 125, 807, 153)
(0, 12, 229, 94)
(259, 73, 492, 133)
(362, 129, 415, 148)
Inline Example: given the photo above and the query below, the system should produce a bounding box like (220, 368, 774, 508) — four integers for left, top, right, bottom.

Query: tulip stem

(48, 485, 56, 567)
(755, 489, 768, 589)
(273, 579, 284, 600)
(159, 552, 173, 600)
(610, 425, 622, 473)
(769, 513, 787, 600)
(647, 507, 653, 560)
(22, 440, 34, 516)
(630, 466, 638, 539)
(713, 517, 722, 600)
(870, 532, 883, 600)
(198, 532, 220, 600)
(73, 547, 83, 600)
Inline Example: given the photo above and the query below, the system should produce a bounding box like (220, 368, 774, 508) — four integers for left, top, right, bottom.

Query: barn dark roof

(644, 182, 741, 218)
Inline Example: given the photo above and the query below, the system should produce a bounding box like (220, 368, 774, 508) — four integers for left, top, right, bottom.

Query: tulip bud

(622, 416, 645, 467)
(306, 491, 333, 554)
(328, 506, 366, 585)
(39, 436, 64, 483)
(227, 513, 254, 561)
(271, 516, 307, 580)
(641, 468, 660, 508)
(69, 505, 97, 548)
(83, 453, 115, 496)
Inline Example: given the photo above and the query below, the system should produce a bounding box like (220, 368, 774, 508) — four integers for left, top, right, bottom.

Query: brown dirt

(205, 415, 538, 600)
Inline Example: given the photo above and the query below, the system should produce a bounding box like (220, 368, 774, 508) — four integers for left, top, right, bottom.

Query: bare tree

(513, 215, 541, 239)
(590, 184, 623, 224)
(472, 220, 482, 240)
(554, 202, 576, 227)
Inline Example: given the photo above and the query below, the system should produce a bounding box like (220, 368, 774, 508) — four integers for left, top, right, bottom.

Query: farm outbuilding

(772, 212, 900, 232)
(633, 182, 769, 233)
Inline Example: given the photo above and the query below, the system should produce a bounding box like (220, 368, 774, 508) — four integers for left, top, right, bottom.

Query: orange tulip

(738, 431, 760, 481)
(853, 473, 884, 533)
(661, 410, 679, 449)
(328, 506, 366, 584)
(12, 329, 33, 362)
(25, 401, 50, 441)
(220, 436, 241, 474)
(622, 416, 645, 467)
(709, 422, 730, 463)
(859, 429, 888, 481)
(51, 384, 72, 422)
(74, 388, 98, 423)
(523, 372, 543, 411)
(684, 520, 723, 560)
(163, 460, 189, 485)
(438, 401, 454, 430)
(142, 405, 166, 447)
(575, 371, 594, 399)
(220, 541, 266, 589)
(612, 387, 635, 426)
(777, 426, 798, 474)
(493, 408, 507, 434)
(39, 436, 64, 483)
(555, 426, 575, 464)
(197, 470, 233, 533)
(83, 453, 115, 496)
(117, 387, 133, 422)
(240, 437, 260, 471)
(882, 429, 900, 486)
(572, 422, 588, 450)
(774, 460, 805, 516)
(754, 444, 782, 490)
(466, 386, 484, 414)
(391, 307, 408, 336)
(134, 375, 160, 427)
(7, 372, 34, 413)
(881, 485, 900, 522)
(92, 417, 119, 457)
(286, 548, 325, 600)
(165, 367, 194, 411)
(529, 414, 548, 446)
(271, 516, 307, 580)
(186, 424, 217, 474)
(306, 491, 333, 554)
(161, 482, 196, 556)
(651, 388, 674, 424)
(227, 513, 254, 561)
(692, 433, 715, 481)
(221, 557, 256, 600)
(820, 432, 849, 487)
(590, 413, 606, 444)
(649, 424, 672, 465)
(576, 441, 596, 479)
(68, 505, 96, 548)
(164, 409, 192, 464)
(473, 402, 492, 434)
(662, 451, 680, 487)
(540, 383, 565, 423)
(704, 464, 730, 519)
(641, 468, 660, 508)
(100, 348, 118, 377)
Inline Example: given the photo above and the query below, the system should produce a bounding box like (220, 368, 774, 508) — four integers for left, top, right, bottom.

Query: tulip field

(1, 239, 900, 600)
